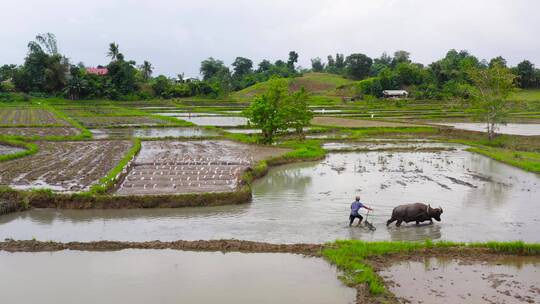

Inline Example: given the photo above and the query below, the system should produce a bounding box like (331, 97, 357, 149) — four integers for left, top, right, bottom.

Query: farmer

(349, 196, 373, 226)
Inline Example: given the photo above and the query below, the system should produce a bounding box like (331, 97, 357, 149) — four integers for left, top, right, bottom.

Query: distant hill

(231, 73, 355, 102)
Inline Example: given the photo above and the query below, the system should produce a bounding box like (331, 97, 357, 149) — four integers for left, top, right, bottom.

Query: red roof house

(86, 67, 108, 75)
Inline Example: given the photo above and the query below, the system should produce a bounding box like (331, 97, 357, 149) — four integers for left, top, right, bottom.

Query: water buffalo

(386, 203, 443, 227)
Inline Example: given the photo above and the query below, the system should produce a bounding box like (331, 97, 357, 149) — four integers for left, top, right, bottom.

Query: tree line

(1, 33, 539, 101)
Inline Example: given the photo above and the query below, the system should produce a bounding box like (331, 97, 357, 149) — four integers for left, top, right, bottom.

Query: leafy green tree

(200, 57, 228, 81)
(311, 57, 325, 72)
(13, 33, 69, 93)
(245, 80, 288, 143)
(0, 64, 17, 81)
(468, 63, 517, 140)
(283, 87, 312, 133)
(391, 50, 411, 66)
(232, 57, 253, 78)
(151, 75, 172, 97)
(107, 54, 138, 97)
(64, 66, 87, 100)
(139, 60, 153, 81)
(107, 43, 120, 61)
(257, 60, 272, 73)
(515, 60, 536, 88)
(345, 53, 372, 79)
(287, 51, 299, 71)
(489, 56, 507, 68)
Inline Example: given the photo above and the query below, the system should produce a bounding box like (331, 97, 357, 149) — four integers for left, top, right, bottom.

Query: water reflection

(1, 147, 539, 243)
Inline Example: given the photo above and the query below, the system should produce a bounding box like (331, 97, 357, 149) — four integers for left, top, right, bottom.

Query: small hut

(382, 90, 408, 99)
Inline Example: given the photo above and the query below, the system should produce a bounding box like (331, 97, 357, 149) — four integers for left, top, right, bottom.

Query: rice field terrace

(0, 108, 68, 126)
(116, 140, 289, 195)
(0, 140, 132, 191)
(0, 96, 539, 304)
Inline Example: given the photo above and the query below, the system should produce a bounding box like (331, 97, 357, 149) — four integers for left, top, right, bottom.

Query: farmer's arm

(363, 205, 373, 211)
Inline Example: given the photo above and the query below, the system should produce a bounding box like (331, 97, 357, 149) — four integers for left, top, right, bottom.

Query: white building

(382, 90, 408, 99)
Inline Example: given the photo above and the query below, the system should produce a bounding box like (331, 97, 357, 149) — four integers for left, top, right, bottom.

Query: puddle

(90, 128, 218, 139)
(156, 112, 219, 117)
(2, 145, 539, 243)
(184, 116, 248, 126)
(0, 144, 24, 155)
(322, 142, 461, 151)
(313, 109, 343, 113)
(224, 129, 262, 134)
(0, 250, 355, 304)
(380, 256, 540, 304)
(435, 123, 540, 136)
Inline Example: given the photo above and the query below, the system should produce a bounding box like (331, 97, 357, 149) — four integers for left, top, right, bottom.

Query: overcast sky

(1, 0, 538, 77)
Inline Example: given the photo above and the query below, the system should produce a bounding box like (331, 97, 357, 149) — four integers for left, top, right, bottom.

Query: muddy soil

(0, 127, 80, 137)
(379, 256, 540, 304)
(0, 144, 24, 155)
(183, 116, 248, 126)
(0, 249, 355, 304)
(115, 140, 289, 195)
(322, 141, 462, 151)
(3, 145, 538, 243)
(0, 108, 67, 125)
(311, 116, 422, 128)
(90, 127, 219, 139)
(434, 122, 540, 136)
(0, 140, 132, 191)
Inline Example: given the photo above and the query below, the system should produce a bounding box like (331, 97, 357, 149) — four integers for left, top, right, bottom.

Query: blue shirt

(351, 201, 364, 215)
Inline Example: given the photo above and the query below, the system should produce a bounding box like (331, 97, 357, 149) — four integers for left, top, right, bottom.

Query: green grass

(0, 137, 38, 162)
(231, 73, 354, 102)
(88, 138, 142, 194)
(274, 139, 326, 162)
(466, 146, 540, 173)
(322, 240, 540, 296)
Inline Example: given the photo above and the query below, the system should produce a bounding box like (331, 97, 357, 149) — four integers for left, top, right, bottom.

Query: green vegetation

(88, 138, 141, 194)
(0, 137, 38, 162)
(467, 146, 540, 173)
(244, 79, 313, 143)
(322, 240, 540, 295)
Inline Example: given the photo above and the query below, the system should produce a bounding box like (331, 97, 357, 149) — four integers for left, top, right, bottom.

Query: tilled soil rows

(0, 108, 67, 125)
(0, 140, 132, 191)
(116, 140, 289, 195)
(0, 127, 80, 137)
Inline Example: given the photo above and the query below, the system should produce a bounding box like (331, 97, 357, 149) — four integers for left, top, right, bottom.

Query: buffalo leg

(386, 218, 395, 226)
(396, 219, 403, 227)
(416, 221, 420, 225)
(429, 219, 433, 225)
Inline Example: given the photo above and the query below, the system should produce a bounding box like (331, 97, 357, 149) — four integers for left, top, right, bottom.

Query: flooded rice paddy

(0, 250, 355, 304)
(90, 127, 219, 139)
(116, 140, 288, 195)
(436, 122, 540, 136)
(380, 256, 540, 304)
(0, 144, 24, 155)
(183, 116, 248, 126)
(2, 143, 539, 243)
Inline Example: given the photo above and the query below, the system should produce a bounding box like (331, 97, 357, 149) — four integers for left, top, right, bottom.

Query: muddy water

(0, 250, 355, 304)
(90, 127, 218, 139)
(1, 146, 539, 243)
(184, 116, 248, 126)
(0, 144, 23, 155)
(436, 122, 540, 136)
(380, 257, 540, 304)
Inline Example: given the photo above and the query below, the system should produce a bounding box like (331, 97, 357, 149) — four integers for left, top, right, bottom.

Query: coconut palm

(107, 43, 120, 61)
(140, 60, 153, 81)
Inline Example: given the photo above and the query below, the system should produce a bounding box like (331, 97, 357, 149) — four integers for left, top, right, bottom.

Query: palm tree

(107, 43, 119, 61)
(140, 60, 153, 81)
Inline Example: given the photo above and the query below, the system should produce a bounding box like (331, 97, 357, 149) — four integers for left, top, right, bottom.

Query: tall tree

(232, 57, 253, 78)
(139, 60, 153, 81)
(287, 51, 299, 71)
(516, 60, 536, 88)
(468, 63, 517, 140)
(107, 43, 120, 61)
(345, 53, 373, 79)
(489, 56, 507, 68)
(310, 57, 325, 72)
(200, 57, 228, 81)
(392, 50, 411, 66)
